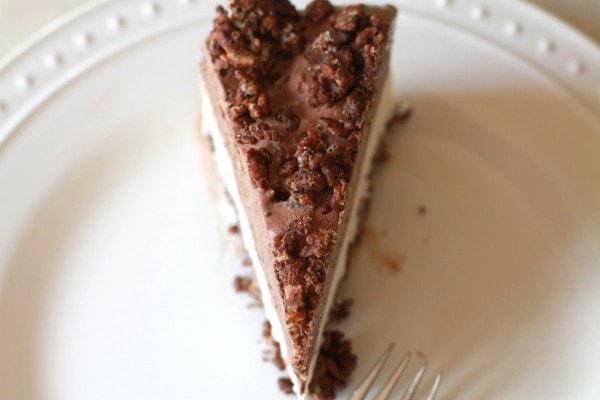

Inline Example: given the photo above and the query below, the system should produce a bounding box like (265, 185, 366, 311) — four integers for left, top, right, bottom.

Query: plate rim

(0, 0, 599, 147)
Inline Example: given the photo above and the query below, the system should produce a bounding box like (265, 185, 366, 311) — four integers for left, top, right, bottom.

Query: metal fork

(348, 343, 442, 400)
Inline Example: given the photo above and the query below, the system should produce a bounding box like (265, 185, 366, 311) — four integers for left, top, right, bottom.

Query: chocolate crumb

(305, 31, 356, 106)
(416, 350, 427, 359)
(263, 321, 286, 370)
(246, 147, 272, 189)
(386, 109, 412, 130)
(234, 275, 262, 301)
(228, 224, 240, 234)
(373, 141, 389, 164)
(262, 320, 358, 398)
(273, 342, 286, 370)
(306, 0, 334, 23)
(278, 377, 295, 394)
(329, 299, 353, 321)
(234, 276, 252, 293)
(309, 330, 357, 399)
(333, 5, 363, 32)
(262, 320, 272, 339)
(418, 206, 427, 215)
(242, 256, 253, 267)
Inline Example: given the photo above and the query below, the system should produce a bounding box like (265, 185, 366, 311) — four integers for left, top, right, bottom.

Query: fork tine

(348, 343, 396, 400)
(399, 363, 428, 400)
(373, 352, 412, 400)
(423, 373, 442, 400)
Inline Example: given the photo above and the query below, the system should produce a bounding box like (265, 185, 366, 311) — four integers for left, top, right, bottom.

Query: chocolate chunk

(249, 119, 279, 141)
(223, 42, 258, 68)
(289, 168, 327, 193)
(279, 157, 299, 178)
(318, 117, 347, 137)
(333, 5, 364, 32)
(281, 23, 305, 54)
(342, 91, 366, 129)
(352, 27, 385, 88)
(248, 93, 269, 119)
(246, 147, 272, 189)
(278, 377, 294, 394)
(273, 341, 286, 370)
(235, 69, 261, 99)
(301, 231, 334, 259)
(229, 104, 249, 121)
(234, 118, 258, 145)
(305, 31, 356, 106)
(306, 0, 334, 23)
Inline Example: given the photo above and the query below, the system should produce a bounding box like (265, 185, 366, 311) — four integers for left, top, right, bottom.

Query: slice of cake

(199, 0, 397, 396)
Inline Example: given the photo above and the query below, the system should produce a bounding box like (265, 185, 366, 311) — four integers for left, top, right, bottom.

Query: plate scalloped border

(0, 0, 599, 146)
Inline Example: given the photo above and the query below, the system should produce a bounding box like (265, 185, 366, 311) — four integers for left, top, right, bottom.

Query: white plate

(1, 0, 600, 399)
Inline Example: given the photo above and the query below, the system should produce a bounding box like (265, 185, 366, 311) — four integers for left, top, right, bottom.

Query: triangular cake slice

(200, 0, 397, 396)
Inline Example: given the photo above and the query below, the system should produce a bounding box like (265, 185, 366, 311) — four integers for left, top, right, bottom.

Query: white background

(0, 0, 599, 58)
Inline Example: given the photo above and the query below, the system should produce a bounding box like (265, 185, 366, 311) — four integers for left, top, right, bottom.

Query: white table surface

(0, 0, 599, 59)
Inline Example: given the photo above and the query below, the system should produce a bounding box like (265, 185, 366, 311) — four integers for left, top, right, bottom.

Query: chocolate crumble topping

(207, 0, 304, 138)
(205, 0, 395, 388)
